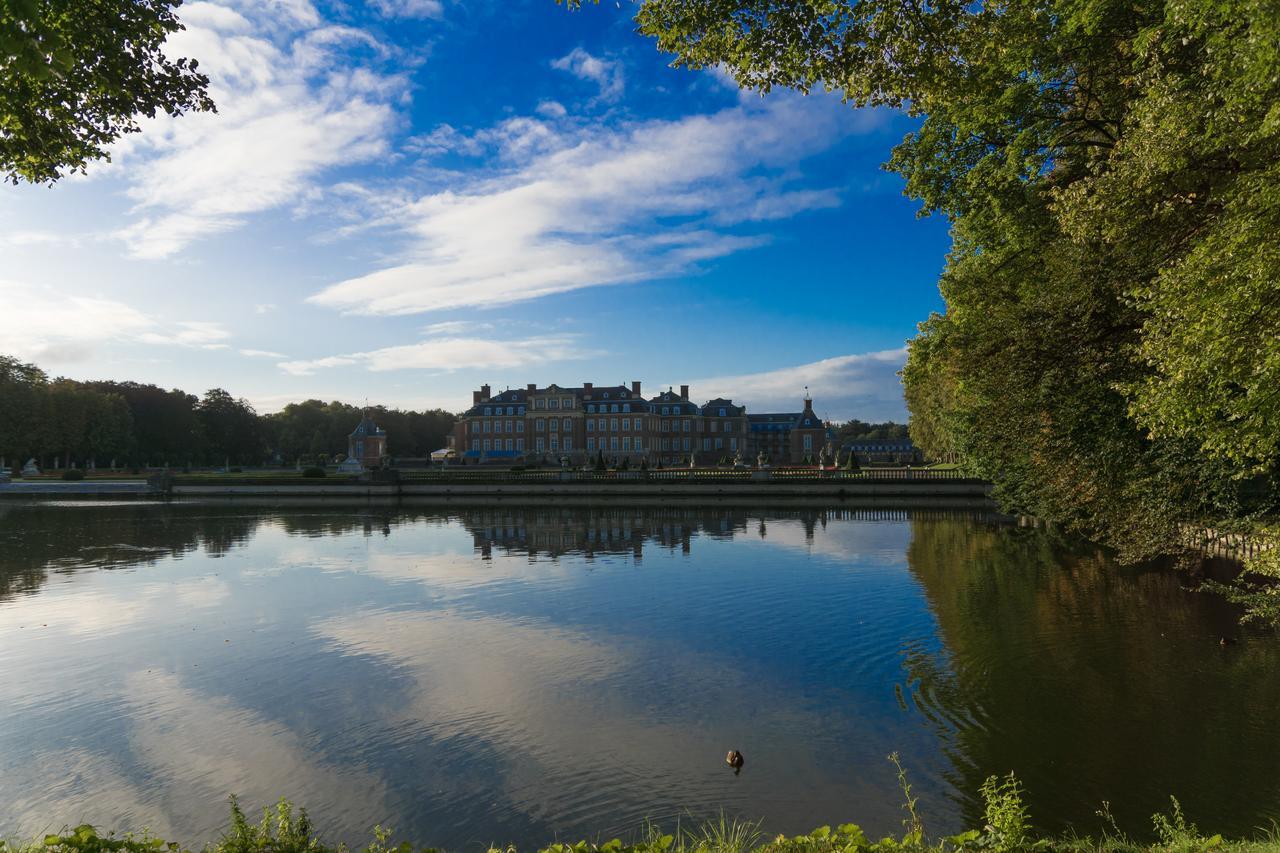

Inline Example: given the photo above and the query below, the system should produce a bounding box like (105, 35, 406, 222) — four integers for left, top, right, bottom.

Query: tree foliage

(0, 354, 459, 469)
(0, 0, 214, 184)
(591, 0, 1280, 557)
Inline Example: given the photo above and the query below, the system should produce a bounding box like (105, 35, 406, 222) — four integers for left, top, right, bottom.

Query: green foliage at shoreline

(5, 767, 1279, 853)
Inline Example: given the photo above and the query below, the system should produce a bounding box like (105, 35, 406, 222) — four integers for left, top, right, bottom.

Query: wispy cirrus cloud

(277, 335, 598, 376)
(688, 349, 909, 422)
(309, 95, 877, 317)
(0, 281, 233, 363)
(111, 0, 408, 259)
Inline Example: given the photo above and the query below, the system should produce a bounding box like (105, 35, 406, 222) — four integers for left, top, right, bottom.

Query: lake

(1, 500, 1277, 848)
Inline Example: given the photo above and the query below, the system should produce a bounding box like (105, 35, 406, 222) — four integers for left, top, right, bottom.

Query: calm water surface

(1, 501, 1278, 847)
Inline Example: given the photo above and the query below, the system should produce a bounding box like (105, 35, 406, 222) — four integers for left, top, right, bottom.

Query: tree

(596, 0, 1280, 559)
(197, 388, 265, 467)
(1, 0, 214, 184)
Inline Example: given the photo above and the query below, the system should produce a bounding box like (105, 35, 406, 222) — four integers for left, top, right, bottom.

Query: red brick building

(450, 382, 834, 466)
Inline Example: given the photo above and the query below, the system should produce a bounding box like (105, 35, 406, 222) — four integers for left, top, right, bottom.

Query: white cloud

(240, 348, 287, 358)
(311, 96, 879, 316)
(277, 335, 596, 376)
(421, 320, 493, 335)
(369, 0, 443, 18)
(552, 47, 624, 102)
(688, 349, 909, 422)
(138, 321, 233, 348)
(253, 303, 277, 314)
(0, 281, 237, 363)
(1, 281, 157, 363)
(111, 3, 406, 258)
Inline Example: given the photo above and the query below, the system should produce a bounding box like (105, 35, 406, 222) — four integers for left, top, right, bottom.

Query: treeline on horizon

(0, 355, 456, 469)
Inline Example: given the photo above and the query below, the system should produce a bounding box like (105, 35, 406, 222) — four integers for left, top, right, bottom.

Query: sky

(0, 0, 950, 421)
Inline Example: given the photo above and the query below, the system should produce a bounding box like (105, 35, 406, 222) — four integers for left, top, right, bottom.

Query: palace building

(449, 381, 834, 466)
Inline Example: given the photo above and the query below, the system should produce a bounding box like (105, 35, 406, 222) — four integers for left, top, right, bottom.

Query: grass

(4, 763, 1278, 853)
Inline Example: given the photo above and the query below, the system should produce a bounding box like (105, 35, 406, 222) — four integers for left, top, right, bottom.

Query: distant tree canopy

(593, 0, 1280, 558)
(0, 355, 458, 469)
(833, 420, 909, 444)
(0, 0, 214, 184)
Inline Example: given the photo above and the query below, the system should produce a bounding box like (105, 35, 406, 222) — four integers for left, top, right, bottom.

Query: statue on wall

(21, 458, 39, 476)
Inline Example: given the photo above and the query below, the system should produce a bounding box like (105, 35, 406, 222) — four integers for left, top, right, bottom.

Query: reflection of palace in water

(454, 506, 988, 560)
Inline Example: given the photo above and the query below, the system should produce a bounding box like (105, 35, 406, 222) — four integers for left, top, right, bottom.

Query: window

(662, 421, 669, 432)
(564, 438, 573, 450)
(483, 421, 490, 433)
(536, 418, 545, 431)
(518, 406, 525, 415)
(803, 435, 813, 450)
(710, 421, 718, 433)
(483, 439, 491, 451)
(724, 422, 733, 432)
(719, 408, 726, 417)
(715, 438, 723, 450)
(563, 398, 573, 409)
(586, 419, 594, 431)
(682, 438, 691, 451)
(622, 437, 631, 451)
(507, 420, 515, 432)
(587, 437, 596, 451)
(516, 438, 524, 451)
(536, 437, 545, 451)
(623, 404, 631, 413)
(702, 438, 710, 451)
(661, 438, 669, 451)
(517, 421, 525, 433)
(610, 418, 619, 431)
(622, 418, 630, 431)
(550, 438, 559, 451)
(484, 407, 491, 416)
(563, 418, 571, 431)
(587, 404, 595, 413)
(661, 406, 669, 415)
(506, 439, 514, 451)
(602, 392, 609, 398)
(550, 419, 558, 431)
(610, 437, 619, 451)
(536, 399, 546, 409)
(730, 438, 737, 450)
(471, 439, 479, 450)
(549, 398, 559, 410)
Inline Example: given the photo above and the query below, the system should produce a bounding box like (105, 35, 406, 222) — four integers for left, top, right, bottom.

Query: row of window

(472, 417, 733, 433)
(468, 436, 744, 454)
(478, 403, 733, 417)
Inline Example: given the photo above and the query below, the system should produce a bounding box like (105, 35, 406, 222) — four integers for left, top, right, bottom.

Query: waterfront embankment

(0, 467, 993, 501)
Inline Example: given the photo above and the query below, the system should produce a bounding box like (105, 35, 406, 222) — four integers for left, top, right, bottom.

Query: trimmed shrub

(302, 467, 327, 478)
(61, 469, 85, 481)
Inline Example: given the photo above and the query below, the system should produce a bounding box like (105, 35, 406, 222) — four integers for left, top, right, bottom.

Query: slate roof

(350, 413, 386, 437)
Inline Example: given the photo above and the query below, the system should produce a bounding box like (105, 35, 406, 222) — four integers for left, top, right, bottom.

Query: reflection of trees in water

(0, 504, 264, 602)
(900, 519, 1280, 839)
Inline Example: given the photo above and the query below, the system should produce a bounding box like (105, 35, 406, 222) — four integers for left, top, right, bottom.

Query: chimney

(631, 380, 641, 396)
(472, 390, 482, 405)
(583, 382, 593, 394)
(527, 383, 536, 394)
(680, 384, 689, 400)
(480, 384, 491, 402)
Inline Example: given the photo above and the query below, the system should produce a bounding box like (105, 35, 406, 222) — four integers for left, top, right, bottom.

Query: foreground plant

(6, 759, 1280, 853)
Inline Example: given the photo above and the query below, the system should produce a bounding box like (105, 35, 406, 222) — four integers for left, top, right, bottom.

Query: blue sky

(0, 0, 949, 420)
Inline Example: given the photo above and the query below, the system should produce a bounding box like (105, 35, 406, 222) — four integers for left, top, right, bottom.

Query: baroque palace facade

(449, 381, 832, 466)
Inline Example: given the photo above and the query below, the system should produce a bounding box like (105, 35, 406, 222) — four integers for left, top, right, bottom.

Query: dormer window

(662, 406, 669, 415)
(719, 408, 726, 417)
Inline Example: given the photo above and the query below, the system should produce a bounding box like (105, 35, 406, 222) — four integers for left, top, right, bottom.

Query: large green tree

(586, 0, 1279, 558)
(1, 0, 214, 184)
